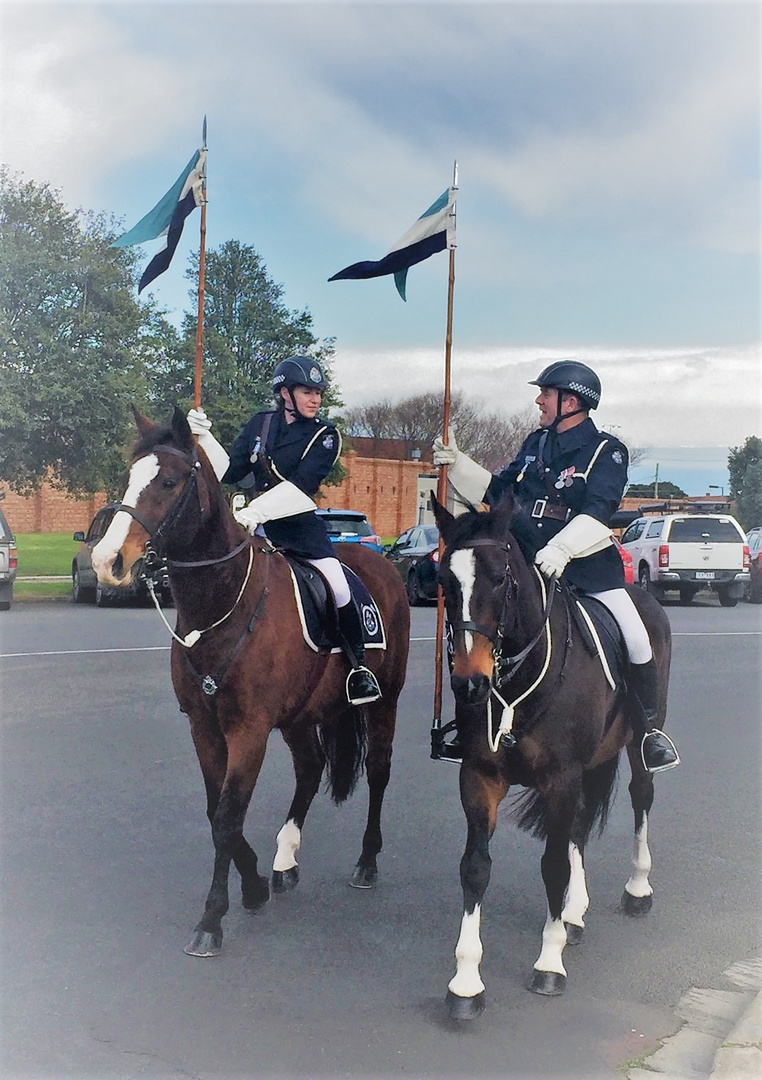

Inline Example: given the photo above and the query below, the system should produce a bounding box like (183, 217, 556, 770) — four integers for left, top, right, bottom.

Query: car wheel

(638, 565, 655, 596)
(718, 589, 739, 608)
(748, 579, 762, 604)
(0, 600, 10, 612)
(72, 567, 92, 604)
(406, 570, 422, 606)
(679, 586, 697, 605)
(95, 582, 112, 608)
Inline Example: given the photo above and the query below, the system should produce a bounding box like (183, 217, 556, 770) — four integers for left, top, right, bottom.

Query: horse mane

(443, 499, 542, 569)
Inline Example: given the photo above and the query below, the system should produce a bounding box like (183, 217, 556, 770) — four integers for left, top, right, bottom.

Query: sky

(1, 0, 760, 494)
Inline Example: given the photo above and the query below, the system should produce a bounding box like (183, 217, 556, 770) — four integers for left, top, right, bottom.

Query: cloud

(331, 342, 762, 449)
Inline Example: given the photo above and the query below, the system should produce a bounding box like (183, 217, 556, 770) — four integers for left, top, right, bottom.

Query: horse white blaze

(450, 549, 476, 653)
(562, 842, 589, 929)
(92, 455, 159, 583)
(273, 819, 301, 872)
(448, 904, 485, 998)
(534, 908, 568, 976)
(624, 815, 653, 898)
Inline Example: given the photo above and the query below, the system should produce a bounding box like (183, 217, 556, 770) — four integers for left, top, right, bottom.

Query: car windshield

(669, 518, 742, 543)
(323, 516, 372, 537)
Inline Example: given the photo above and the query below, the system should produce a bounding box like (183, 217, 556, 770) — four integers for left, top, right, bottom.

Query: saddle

(283, 554, 386, 654)
(562, 585, 627, 693)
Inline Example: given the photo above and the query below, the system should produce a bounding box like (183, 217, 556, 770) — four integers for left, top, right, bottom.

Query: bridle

(445, 536, 556, 683)
(117, 442, 248, 569)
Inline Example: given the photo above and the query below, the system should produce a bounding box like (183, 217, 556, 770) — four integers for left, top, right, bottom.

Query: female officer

(187, 355, 381, 706)
(433, 360, 679, 773)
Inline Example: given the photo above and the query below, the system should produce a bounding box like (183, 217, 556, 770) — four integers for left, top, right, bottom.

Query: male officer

(433, 360, 679, 772)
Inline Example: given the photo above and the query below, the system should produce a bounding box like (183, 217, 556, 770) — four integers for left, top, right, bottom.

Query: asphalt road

(1, 594, 760, 1080)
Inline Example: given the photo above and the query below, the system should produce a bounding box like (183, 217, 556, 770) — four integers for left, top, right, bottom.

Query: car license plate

(695, 571, 715, 580)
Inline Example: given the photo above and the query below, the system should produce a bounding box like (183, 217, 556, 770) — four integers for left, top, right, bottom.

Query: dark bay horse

(432, 496, 672, 1020)
(92, 408, 410, 957)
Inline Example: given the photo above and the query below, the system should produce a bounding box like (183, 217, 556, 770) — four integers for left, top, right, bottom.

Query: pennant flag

(328, 186, 456, 300)
(112, 147, 207, 293)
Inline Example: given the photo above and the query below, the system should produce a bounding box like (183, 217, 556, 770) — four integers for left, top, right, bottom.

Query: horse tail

(510, 755, 620, 842)
(319, 707, 368, 805)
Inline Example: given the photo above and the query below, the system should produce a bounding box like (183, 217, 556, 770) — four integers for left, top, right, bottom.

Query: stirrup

(346, 666, 381, 705)
(640, 729, 680, 774)
(430, 720, 462, 763)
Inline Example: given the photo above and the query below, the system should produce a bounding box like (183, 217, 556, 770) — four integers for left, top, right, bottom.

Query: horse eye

(162, 477, 178, 490)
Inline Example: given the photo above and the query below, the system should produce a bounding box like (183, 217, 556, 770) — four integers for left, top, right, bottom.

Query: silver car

(0, 504, 18, 611)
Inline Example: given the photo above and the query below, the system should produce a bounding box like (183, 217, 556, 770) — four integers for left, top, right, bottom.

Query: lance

(431, 160, 458, 760)
(193, 115, 208, 409)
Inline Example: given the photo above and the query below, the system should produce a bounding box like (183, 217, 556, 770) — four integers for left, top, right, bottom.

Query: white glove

(535, 543, 570, 579)
(185, 407, 230, 481)
(534, 514, 613, 578)
(233, 481, 317, 534)
(432, 427, 458, 467)
(187, 407, 212, 436)
(432, 427, 492, 506)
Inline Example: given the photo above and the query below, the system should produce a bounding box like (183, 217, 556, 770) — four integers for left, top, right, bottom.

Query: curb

(627, 957, 762, 1080)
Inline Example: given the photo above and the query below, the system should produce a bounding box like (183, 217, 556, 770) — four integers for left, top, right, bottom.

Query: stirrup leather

(640, 728, 680, 774)
(346, 666, 381, 705)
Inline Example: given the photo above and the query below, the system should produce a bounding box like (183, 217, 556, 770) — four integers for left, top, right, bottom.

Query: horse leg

(272, 725, 326, 893)
(185, 734, 268, 957)
(621, 745, 655, 916)
(447, 766, 508, 1021)
(529, 783, 580, 996)
(561, 841, 589, 946)
(351, 698, 396, 889)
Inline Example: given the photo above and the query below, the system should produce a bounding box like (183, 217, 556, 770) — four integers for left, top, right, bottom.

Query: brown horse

(432, 495, 671, 1020)
(92, 408, 410, 957)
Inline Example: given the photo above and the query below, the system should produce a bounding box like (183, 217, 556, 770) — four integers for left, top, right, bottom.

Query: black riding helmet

(272, 356, 327, 420)
(529, 360, 601, 410)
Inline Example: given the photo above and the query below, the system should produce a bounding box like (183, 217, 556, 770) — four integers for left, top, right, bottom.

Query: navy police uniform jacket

(222, 409, 341, 559)
(487, 417, 628, 592)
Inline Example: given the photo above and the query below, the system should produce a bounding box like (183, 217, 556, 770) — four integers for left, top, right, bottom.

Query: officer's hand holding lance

(432, 427, 459, 467)
(432, 427, 492, 508)
(185, 408, 230, 481)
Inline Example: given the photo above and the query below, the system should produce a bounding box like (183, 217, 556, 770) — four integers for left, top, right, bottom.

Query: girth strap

(183, 584, 269, 702)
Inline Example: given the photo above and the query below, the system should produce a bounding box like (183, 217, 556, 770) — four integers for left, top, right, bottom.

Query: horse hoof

(528, 970, 567, 996)
(242, 875, 270, 910)
(621, 890, 653, 917)
(350, 864, 378, 889)
(272, 867, 299, 893)
(446, 990, 486, 1021)
(565, 923, 584, 946)
(183, 930, 222, 957)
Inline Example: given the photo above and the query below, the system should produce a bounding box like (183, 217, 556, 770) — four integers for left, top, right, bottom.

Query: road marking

(2, 631, 760, 660)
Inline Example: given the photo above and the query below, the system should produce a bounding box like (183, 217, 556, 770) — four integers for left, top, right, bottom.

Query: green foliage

(626, 480, 687, 498)
(728, 436, 762, 529)
(148, 240, 340, 451)
(0, 168, 177, 496)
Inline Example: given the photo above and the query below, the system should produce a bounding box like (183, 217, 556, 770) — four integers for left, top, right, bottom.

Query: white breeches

(307, 557, 351, 608)
(588, 588, 652, 665)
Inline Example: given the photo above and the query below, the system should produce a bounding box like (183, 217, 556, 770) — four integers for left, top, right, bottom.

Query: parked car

(385, 524, 440, 605)
(613, 536, 635, 586)
(72, 504, 172, 606)
(619, 513, 749, 606)
(315, 508, 383, 553)
(0, 504, 18, 611)
(745, 527, 762, 603)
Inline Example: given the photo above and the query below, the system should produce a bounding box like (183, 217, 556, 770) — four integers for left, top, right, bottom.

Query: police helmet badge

(309, 366, 322, 384)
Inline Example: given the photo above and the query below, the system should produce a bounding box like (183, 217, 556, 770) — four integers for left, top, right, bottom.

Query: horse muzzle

(450, 672, 491, 705)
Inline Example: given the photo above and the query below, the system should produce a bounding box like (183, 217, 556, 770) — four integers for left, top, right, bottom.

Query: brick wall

(0, 482, 108, 534)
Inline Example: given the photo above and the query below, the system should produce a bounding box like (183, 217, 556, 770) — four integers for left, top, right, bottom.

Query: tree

(342, 392, 536, 472)
(625, 480, 687, 499)
(728, 436, 762, 530)
(149, 240, 340, 451)
(0, 168, 177, 495)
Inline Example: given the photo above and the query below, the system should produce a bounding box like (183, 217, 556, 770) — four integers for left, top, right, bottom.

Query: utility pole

(654, 463, 659, 499)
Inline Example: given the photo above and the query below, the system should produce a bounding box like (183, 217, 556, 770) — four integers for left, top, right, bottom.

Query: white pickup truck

(619, 513, 750, 607)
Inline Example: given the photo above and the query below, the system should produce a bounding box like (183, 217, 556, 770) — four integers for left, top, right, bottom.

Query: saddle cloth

(284, 555, 387, 654)
(569, 592, 627, 692)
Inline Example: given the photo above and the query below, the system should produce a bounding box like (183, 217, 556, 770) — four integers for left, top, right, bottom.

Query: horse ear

(431, 495, 456, 542)
(132, 405, 155, 437)
(492, 492, 515, 534)
(171, 406, 195, 450)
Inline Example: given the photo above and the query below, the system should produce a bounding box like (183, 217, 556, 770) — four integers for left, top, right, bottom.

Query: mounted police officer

(186, 355, 382, 707)
(433, 360, 679, 773)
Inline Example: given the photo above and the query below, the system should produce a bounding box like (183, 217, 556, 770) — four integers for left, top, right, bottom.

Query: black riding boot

(630, 659, 680, 773)
(337, 600, 382, 705)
